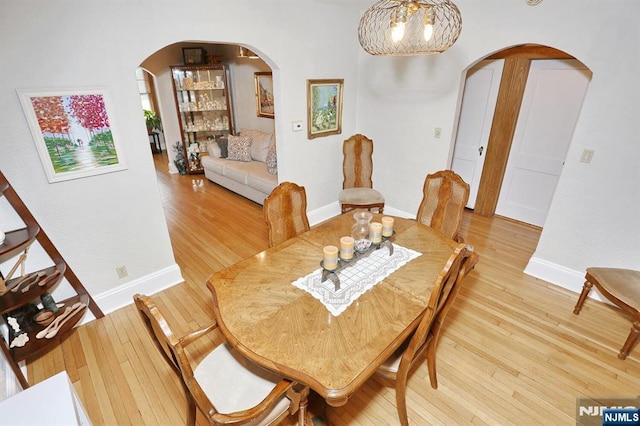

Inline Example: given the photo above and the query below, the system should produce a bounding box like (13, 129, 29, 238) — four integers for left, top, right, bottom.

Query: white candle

(339, 236, 354, 260)
(370, 222, 383, 244)
(323, 245, 339, 270)
(382, 216, 394, 237)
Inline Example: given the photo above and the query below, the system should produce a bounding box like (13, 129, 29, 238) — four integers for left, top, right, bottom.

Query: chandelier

(358, 0, 462, 56)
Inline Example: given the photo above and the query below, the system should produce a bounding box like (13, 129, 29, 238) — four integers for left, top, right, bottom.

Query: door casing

(470, 44, 577, 219)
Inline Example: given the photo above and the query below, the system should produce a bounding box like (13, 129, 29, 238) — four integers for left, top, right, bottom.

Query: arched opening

(451, 44, 592, 227)
(138, 42, 276, 177)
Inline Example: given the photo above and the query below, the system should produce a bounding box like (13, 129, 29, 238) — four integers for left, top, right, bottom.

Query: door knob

(478, 146, 484, 156)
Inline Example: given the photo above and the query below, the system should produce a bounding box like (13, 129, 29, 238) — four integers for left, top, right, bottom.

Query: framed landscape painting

(255, 72, 274, 118)
(307, 79, 343, 139)
(18, 88, 127, 183)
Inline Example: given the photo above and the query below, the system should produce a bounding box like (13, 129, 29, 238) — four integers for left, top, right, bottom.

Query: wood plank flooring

(25, 151, 639, 425)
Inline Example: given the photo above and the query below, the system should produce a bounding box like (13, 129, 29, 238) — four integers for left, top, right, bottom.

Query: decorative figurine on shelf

(189, 152, 201, 171)
(10, 332, 28, 348)
(40, 292, 59, 313)
(188, 143, 202, 171)
(7, 316, 20, 334)
(173, 141, 187, 175)
(8, 313, 29, 348)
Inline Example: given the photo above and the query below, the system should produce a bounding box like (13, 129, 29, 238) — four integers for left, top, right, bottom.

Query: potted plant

(144, 109, 162, 133)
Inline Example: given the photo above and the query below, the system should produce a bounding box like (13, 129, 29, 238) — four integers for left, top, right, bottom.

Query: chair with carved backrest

(264, 181, 310, 247)
(416, 170, 470, 242)
(573, 267, 640, 360)
(339, 134, 385, 214)
(376, 243, 473, 426)
(134, 294, 308, 426)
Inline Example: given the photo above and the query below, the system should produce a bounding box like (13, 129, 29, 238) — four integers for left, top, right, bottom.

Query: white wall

(0, 0, 638, 313)
(0, 0, 363, 313)
(355, 0, 640, 294)
(225, 47, 276, 134)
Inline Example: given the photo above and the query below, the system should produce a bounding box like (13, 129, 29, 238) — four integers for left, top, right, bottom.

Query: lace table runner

(291, 243, 422, 316)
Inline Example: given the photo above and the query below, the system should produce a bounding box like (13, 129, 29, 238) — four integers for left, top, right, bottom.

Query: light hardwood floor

(26, 151, 639, 425)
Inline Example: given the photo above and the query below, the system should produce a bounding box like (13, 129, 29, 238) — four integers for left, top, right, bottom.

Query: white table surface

(0, 371, 91, 425)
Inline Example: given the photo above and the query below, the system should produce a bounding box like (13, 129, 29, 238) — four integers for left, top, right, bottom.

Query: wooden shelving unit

(0, 171, 103, 389)
(170, 64, 234, 174)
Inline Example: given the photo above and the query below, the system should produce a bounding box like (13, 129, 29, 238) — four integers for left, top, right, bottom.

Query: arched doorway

(451, 44, 592, 227)
(139, 42, 276, 175)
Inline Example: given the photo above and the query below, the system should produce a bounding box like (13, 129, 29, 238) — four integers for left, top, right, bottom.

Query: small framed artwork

(307, 79, 343, 139)
(255, 72, 274, 118)
(17, 88, 127, 183)
(182, 47, 206, 65)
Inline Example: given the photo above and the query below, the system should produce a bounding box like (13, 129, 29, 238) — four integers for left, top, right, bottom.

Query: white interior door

(451, 59, 504, 208)
(495, 59, 591, 227)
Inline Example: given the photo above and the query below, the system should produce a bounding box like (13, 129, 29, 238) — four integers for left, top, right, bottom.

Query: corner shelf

(0, 171, 103, 389)
(0, 226, 39, 263)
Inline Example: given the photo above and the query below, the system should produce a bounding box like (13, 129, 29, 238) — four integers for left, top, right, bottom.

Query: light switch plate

(580, 149, 595, 163)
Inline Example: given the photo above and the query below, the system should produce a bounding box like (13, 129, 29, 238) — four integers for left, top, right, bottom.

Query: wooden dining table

(206, 212, 459, 408)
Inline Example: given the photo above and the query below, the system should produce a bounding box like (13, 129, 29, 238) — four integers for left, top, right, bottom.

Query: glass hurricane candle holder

(351, 211, 373, 253)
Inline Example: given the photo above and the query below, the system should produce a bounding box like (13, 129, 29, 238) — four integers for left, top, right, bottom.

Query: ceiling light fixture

(358, 0, 462, 56)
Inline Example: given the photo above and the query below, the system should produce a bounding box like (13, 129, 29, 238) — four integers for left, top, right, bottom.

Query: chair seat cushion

(194, 342, 290, 425)
(339, 188, 384, 205)
(377, 343, 406, 375)
(587, 267, 640, 311)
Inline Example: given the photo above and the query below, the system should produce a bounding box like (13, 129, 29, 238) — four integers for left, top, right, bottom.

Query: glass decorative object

(351, 211, 374, 253)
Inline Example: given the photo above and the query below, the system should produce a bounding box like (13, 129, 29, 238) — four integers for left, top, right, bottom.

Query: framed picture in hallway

(307, 78, 343, 139)
(255, 72, 274, 118)
(18, 88, 127, 183)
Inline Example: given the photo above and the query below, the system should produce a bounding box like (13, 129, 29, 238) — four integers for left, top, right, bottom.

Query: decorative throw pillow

(208, 141, 221, 158)
(266, 143, 277, 175)
(240, 128, 273, 163)
(217, 138, 228, 158)
(226, 135, 252, 162)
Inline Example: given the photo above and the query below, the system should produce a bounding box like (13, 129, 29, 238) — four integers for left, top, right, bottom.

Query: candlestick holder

(321, 231, 395, 291)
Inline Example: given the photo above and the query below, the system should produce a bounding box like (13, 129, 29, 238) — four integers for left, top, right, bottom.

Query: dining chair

(573, 267, 640, 359)
(339, 134, 385, 214)
(416, 169, 470, 242)
(375, 243, 473, 426)
(263, 181, 310, 247)
(133, 294, 309, 426)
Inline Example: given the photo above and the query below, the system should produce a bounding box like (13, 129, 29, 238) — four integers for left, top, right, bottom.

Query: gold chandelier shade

(358, 0, 462, 56)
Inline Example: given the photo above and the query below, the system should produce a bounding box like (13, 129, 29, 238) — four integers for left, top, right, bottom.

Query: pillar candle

(370, 222, 383, 243)
(339, 236, 355, 260)
(323, 245, 339, 270)
(382, 216, 395, 237)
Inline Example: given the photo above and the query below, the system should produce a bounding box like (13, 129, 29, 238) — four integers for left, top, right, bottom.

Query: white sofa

(201, 129, 277, 205)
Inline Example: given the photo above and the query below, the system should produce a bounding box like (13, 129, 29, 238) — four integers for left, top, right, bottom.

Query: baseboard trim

(307, 203, 414, 226)
(307, 203, 341, 226)
(82, 264, 183, 323)
(525, 256, 606, 303)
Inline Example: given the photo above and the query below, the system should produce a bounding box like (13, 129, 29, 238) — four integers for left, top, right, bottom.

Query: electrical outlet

(116, 265, 128, 279)
(292, 121, 303, 132)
